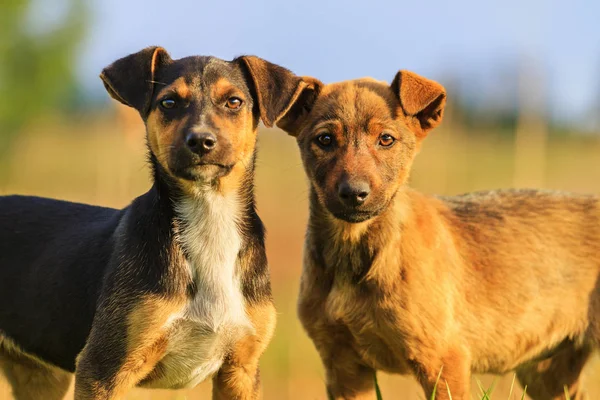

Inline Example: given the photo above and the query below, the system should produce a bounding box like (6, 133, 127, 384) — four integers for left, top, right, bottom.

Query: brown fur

(74, 295, 186, 399)
(279, 71, 600, 399)
(214, 247, 278, 399)
(212, 301, 276, 400)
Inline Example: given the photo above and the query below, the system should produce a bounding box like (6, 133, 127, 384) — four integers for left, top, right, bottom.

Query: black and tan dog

(276, 72, 600, 399)
(0, 47, 310, 399)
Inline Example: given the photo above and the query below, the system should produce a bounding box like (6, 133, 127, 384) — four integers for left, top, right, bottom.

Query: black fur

(0, 48, 279, 384)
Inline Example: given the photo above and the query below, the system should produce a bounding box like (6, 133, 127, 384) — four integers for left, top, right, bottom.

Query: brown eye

(316, 134, 333, 147)
(225, 97, 242, 109)
(160, 98, 176, 109)
(379, 133, 395, 147)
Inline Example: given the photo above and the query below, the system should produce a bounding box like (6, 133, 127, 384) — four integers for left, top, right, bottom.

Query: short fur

(0, 47, 305, 399)
(279, 71, 600, 400)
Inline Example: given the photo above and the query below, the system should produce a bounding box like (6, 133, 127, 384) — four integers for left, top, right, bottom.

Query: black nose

(338, 180, 370, 206)
(185, 132, 217, 154)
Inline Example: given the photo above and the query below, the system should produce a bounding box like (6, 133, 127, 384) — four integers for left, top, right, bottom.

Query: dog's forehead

(311, 79, 399, 124)
(158, 56, 247, 91)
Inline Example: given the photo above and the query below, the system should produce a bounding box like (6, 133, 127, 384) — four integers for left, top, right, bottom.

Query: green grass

(326, 370, 531, 400)
(374, 371, 383, 400)
(354, 370, 531, 400)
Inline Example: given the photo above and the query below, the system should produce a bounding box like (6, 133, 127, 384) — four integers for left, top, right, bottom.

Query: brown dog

(0, 47, 311, 399)
(274, 71, 600, 399)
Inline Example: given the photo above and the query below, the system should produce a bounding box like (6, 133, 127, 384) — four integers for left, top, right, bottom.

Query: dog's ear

(100, 46, 172, 115)
(276, 76, 322, 136)
(240, 56, 323, 133)
(391, 70, 446, 138)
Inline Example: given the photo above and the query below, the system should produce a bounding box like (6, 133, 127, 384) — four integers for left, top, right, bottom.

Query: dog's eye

(160, 98, 176, 109)
(225, 97, 243, 109)
(316, 134, 333, 147)
(379, 133, 395, 147)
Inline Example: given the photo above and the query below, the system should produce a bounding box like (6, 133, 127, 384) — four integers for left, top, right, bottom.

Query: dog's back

(419, 188, 600, 371)
(442, 188, 600, 257)
(441, 189, 600, 283)
(0, 195, 121, 371)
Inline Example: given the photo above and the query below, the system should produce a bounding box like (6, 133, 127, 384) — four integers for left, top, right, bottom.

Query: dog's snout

(338, 180, 370, 206)
(185, 132, 217, 155)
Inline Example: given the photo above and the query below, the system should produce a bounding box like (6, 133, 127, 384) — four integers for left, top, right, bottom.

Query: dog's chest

(142, 194, 252, 389)
(325, 277, 412, 373)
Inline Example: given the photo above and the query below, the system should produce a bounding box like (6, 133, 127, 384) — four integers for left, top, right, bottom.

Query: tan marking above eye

(225, 97, 243, 109)
(155, 77, 191, 103)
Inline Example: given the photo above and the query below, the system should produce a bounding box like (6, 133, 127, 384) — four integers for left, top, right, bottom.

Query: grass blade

(445, 379, 453, 400)
(508, 374, 516, 399)
(564, 385, 571, 400)
(485, 378, 497, 399)
(474, 378, 496, 400)
(374, 370, 383, 400)
(430, 366, 444, 400)
(475, 379, 486, 398)
(520, 385, 527, 400)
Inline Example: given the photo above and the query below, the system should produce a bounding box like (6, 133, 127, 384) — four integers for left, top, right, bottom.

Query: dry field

(1, 108, 600, 399)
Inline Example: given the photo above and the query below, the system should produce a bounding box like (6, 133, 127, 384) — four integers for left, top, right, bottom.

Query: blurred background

(1, 0, 600, 398)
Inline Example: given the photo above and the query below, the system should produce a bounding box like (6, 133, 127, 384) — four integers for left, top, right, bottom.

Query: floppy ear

(391, 70, 446, 138)
(100, 46, 172, 116)
(275, 76, 322, 136)
(240, 56, 323, 132)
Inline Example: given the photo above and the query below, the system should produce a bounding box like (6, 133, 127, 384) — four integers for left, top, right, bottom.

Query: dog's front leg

(75, 294, 184, 400)
(212, 360, 261, 400)
(314, 339, 376, 400)
(308, 327, 375, 399)
(412, 346, 471, 400)
(75, 336, 168, 400)
(323, 357, 376, 400)
(212, 301, 276, 400)
(299, 289, 375, 398)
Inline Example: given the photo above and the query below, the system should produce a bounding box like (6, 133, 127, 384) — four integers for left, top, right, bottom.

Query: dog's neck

(149, 151, 258, 221)
(148, 152, 258, 274)
(148, 153, 258, 330)
(308, 186, 418, 282)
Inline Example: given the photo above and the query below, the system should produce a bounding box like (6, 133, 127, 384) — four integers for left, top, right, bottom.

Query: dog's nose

(185, 132, 217, 155)
(338, 180, 370, 206)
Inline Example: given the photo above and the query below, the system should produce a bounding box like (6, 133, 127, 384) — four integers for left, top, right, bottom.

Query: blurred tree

(0, 0, 86, 177)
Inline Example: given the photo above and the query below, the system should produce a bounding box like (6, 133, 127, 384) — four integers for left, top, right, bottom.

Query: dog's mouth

(326, 197, 389, 224)
(196, 162, 234, 170)
(173, 162, 235, 181)
(331, 209, 380, 223)
(316, 191, 386, 224)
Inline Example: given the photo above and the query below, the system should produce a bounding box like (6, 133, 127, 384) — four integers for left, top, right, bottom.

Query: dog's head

(101, 47, 309, 193)
(279, 72, 446, 223)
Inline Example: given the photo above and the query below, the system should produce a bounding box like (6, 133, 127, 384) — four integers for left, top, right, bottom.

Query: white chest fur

(176, 191, 249, 330)
(142, 191, 252, 389)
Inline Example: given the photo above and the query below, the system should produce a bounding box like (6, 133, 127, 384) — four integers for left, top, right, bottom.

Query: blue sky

(56, 0, 600, 126)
